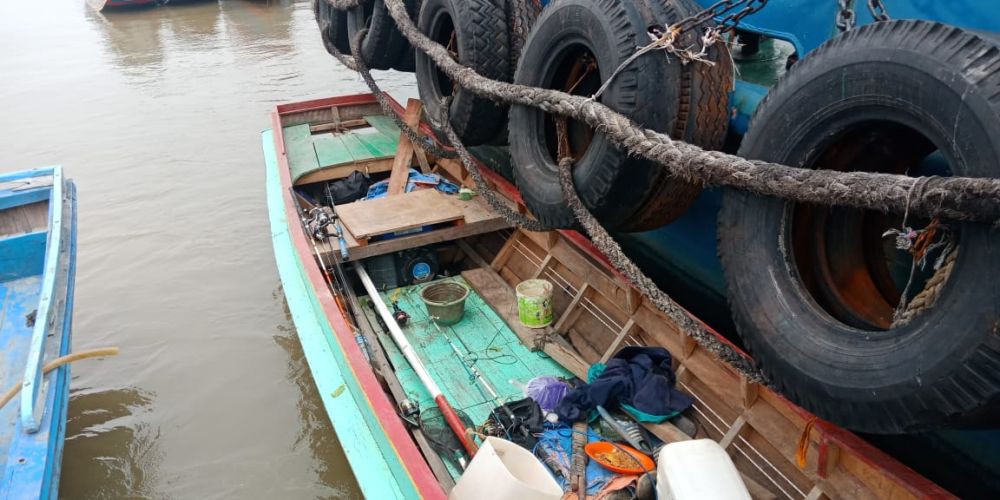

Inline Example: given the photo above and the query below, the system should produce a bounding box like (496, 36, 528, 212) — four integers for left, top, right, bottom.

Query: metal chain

(836, 0, 856, 32)
(675, 0, 769, 34)
(868, 0, 890, 22)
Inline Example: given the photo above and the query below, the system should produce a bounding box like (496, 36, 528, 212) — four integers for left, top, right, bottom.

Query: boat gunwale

(269, 93, 953, 499)
(1, 168, 77, 499)
(268, 101, 445, 500)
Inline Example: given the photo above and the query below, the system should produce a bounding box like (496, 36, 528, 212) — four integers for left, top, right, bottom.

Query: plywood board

(336, 189, 465, 239)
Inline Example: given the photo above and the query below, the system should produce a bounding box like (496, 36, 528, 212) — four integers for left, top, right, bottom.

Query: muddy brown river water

(1, 0, 420, 497)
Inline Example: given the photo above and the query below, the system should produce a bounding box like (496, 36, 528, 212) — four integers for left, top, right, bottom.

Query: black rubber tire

(719, 20, 1000, 434)
(508, 0, 679, 230)
(624, 0, 731, 231)
(347, 0, 416, 70)
(506, 0, 543, 71)
(315, 0, 351, 56)
(415, 0, 510, 145)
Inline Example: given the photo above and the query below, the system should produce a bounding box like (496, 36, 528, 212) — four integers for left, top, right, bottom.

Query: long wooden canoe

(264, 94, 956, 499)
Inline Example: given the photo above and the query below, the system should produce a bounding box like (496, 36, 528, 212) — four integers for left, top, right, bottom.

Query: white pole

(354, 263, 443, 398)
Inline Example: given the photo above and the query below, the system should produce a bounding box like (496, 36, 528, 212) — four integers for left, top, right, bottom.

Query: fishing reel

(391, 301, 410, 326)
(399, 398, 421, 426)
(305, 207, 334, 241)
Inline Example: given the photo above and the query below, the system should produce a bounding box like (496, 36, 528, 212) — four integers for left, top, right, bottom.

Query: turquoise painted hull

(263, 129, 443, 500)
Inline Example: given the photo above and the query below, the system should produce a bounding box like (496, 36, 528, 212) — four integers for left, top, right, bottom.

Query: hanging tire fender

(508, 0, 680, 230)
(415, 0, 511, 146)
(315, 0, 351, 56)
(718, 20, 1000, 434)
(347, 0, 417, 71)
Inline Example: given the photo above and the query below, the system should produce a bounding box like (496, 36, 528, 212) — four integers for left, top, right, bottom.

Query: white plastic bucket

(656, 439, 751, 500)
(516, 279, 554, 328)
(450, 437, 562, 500)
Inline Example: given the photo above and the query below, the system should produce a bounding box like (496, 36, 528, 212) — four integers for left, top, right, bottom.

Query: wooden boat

(87, 0, 162, 11)
(264, 94, 956, 499)
(0, 167, 78, 499)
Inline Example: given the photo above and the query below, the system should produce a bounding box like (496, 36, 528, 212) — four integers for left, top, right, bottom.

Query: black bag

(486, 397, 544, 449)
(325, 171, 369, 205)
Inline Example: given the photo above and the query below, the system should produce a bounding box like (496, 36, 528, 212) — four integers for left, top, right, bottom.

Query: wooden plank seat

(285, 115, 413, 186)
(328, 189, 511, 262)
(337, 189, 466, 241)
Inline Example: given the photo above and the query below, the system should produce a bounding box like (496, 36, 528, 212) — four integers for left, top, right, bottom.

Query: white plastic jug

(656, 439, 751, 500)
(450, 437, 562, 500)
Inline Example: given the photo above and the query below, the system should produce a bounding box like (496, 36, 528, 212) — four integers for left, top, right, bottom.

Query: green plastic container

(516, 279, 554, 328)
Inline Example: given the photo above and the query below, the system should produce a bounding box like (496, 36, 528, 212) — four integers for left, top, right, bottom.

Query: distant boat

(87, 0, 163, 11)
(0, 167, 78, 499)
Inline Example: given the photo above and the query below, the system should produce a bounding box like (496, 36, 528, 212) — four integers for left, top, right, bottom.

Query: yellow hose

(0, 347, 120, 410)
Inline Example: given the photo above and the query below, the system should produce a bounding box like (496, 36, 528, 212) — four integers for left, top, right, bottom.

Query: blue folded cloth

(363, 169, 459, 200)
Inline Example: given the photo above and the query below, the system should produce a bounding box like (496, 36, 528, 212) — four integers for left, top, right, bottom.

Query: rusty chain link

(868, 0, 890, 22)
(836, 0, 856, 32)
(676, 0, 769, 34)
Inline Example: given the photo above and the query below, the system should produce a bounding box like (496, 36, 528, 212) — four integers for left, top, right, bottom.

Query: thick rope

(324, 0, 360, 11)
(892, 247, 958, 328)
(345, 30, 460, 159)
(379, 0, 1000, 224)
(437, 98, 552, 233)
(555, 156, 765, 383)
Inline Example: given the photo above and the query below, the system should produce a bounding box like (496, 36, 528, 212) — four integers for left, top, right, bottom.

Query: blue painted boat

(0, 167, 77, 500)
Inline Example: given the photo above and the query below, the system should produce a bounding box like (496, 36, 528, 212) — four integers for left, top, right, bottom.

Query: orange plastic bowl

(585, 441, 655, 475)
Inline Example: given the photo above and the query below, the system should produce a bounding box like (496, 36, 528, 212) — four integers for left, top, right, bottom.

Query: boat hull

(263, 102, 445, 499)
(0, 167, 77, 500)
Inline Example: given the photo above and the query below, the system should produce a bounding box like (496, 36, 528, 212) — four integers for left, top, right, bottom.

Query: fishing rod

(426, 318, 528, 441)
(354, 264, 479, 456)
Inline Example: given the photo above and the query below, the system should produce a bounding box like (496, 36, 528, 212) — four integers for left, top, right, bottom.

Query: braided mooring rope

(555, 155, 765, 381)
(375, 0, 1000, 224)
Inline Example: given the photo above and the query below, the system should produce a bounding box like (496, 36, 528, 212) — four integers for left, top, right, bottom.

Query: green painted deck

(362, 277, 571, 475)
(283, 116, 402, 183)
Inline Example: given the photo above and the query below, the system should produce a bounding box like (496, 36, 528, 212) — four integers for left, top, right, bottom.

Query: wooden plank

(295, 158, 395, 186)
(310, 117, 369, 133)
(552, 283, 589, 334)
(0, 201, 48, 238)
(325, 196, 511, 262)
(456, 240, 491, 269)
(340, 133, 378, 161)
(387, 100, 423, 196)
(356, 131, 399, 157)
(282, 124, 320, 181)
(598, 318, 635, 364)
(414, 142, 432, 174)
(364, 115, 402, 138)
(312, 134, 354, 167)
(337, 189, 466, 239)
(462, 268, 590, 379)
(719, 414, 748, 449)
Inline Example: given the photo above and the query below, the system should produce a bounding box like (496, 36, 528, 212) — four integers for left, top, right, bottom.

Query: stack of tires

(314, 0, 1000, 435)
(316, 0, 732, 232)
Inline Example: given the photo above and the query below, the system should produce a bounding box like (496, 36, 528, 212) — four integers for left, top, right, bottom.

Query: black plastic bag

(486, 397, 544, 449)
(324, 171, 369, 205)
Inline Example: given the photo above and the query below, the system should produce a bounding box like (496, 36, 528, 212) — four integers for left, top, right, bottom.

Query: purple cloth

(526, 376, 570, 411)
